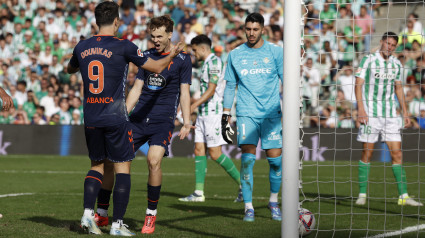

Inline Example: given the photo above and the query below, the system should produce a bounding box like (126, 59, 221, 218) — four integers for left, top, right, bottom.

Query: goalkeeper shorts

(236, 116, 282, 149)
(357, 117, 401, 143)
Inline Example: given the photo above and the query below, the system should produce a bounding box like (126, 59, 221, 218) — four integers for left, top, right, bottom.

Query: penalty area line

(0, 193, 34, 198)
(365, 224, 425, 238)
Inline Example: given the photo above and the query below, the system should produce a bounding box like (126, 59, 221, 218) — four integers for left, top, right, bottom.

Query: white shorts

(194, 114, 227, 147)
(357, 117, 401, 143)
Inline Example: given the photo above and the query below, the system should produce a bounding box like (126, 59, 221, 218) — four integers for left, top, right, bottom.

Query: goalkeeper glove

(221, 112, 234, 144)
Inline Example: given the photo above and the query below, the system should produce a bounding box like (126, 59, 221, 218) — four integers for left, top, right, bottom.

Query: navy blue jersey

(130, 49, 192, 123)
(69, 35, 148, 127)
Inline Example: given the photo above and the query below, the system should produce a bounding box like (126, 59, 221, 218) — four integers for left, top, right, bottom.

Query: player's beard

(247, 34, 261, 47)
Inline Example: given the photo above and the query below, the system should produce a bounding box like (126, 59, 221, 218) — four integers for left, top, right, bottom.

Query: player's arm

(190, 82, 216, 113)
(222, 55, 237, 143)
(126, 78, 144, 114)
(140, 42, 183, 73)
(395, 79, 411, 127)
(67, 50, 80, 74)
(355, 76, 367, 124)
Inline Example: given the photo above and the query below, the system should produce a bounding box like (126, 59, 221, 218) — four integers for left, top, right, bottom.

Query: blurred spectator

(31, 112, 47, 125)
(58, 97, 71, 124)
(134, 3, 149, 25)
(121, 6, 134, 26)
(355, 6, 373, 52)
(399, 20, 424, 45)
(334, 65, 356, 105)
(303, 58, 321, 109)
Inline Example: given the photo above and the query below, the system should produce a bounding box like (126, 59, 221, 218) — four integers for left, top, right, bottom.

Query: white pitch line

(0, 170, 270, 178)
(0, 193, 34, 198)
(365, 224, 425, 238)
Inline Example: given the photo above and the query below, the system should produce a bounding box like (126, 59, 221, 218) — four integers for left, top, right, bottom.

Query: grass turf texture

(0, 155, 424, 237)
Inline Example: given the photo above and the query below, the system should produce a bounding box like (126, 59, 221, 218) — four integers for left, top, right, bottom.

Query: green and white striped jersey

(198, 53, 225, 116)
(355, 51, 402, 118)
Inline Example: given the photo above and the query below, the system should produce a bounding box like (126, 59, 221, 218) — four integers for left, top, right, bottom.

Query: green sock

(392, 164, 408, 196)
(215, 154, 241, 185)
(195, 156, 207, 191)
(358, 161, 370, 194)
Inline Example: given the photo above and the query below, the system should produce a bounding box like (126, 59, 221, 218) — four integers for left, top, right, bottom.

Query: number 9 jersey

(69, 35, 148, 127)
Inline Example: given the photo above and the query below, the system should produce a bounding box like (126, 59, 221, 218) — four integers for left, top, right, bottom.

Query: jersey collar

(204, 53, 215, 63)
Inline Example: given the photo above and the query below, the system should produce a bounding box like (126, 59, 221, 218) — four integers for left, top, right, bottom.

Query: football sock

(97, 188, 112, 216)
(358, 161, 370, 194)
(241, 153, 256, 203)
(392, 164, 408, 196)
(195, 156, 207, 191)
(194, 190, 204, 196)
(84, 170, 103, 210)
(244, 202, 254, 212)
(111, 220, 123, 229)
(84, 208, 95, 217)
(146, 208, 157, 216)
(112, 173, 131, 222)
(215, 154, 241, 185)
(267, 156, 282, 194)
(147, 184, 161, 211)
(269, 193, 279, 203)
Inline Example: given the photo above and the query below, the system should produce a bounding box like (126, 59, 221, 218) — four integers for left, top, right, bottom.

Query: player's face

(245, 21, 264, 47)
(191, 44, 204, 61)
(151, 26, 172, 53)
(380, 37, 397, 58)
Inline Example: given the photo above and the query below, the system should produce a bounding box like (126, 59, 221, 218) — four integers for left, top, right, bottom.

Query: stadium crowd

(302, 0, 425, 129)
(0, 0, 283, 125)
(1, 0, 425, 130)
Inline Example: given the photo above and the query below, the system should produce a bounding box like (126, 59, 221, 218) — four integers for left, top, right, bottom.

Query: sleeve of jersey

(179, 54, 192, 84)
(136, 68, 145, 81)
(223, 79, 236, 109)
(69, 47, 79, 68)
(224, 53, 237, 83)
(355, 55, 370, 79)
(124, 41, 148, 67)
(275, 46, 283, 82)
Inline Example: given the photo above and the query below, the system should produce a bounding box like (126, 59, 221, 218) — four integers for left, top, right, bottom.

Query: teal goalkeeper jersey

(224, 40, 283, 118)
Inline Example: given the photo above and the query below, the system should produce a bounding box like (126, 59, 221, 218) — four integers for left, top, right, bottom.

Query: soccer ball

(298, 208, 315, 236)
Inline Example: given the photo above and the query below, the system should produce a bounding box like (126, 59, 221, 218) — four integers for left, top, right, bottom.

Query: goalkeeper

(355, 32, 423, 207)
(222, 12, 283, 222)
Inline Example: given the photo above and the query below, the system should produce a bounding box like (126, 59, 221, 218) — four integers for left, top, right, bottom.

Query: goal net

(298, 1, 425, 237)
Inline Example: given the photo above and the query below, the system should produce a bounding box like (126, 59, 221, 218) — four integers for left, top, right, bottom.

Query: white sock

(401, 193, 409, 199)
(244, 202, 254, 212)
(97, 208, 108, 217)
(84, 208, 94, 217)
(358, 193, 367, 197)
(146, 208, 157, 216)
(194, 190, 204, 196)
(269, 193, 279, 203)
(111, 219, 123, 228)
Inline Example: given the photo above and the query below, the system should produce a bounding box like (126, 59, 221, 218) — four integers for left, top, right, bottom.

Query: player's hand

(221, 112, 234, 144)
(403, 113, 411, 128)
(178, 123, 195, 140)
(358, 108, 368, 125)
(170, 42, 183, 59)
(0, 89, 13, 111)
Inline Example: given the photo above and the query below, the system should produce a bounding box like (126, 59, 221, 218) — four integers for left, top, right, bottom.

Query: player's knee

(390, 150, 402, 160)
(267, 156, 282, 169)
(208, 150, 221, 161)
(266, 149, 282, 158)
(147, 158, 162, 171)
(194, 147, 205, 156)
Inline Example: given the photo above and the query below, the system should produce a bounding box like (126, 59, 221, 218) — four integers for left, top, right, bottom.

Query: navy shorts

(131, 118, 175, 157)
(85, 122, 135, 163)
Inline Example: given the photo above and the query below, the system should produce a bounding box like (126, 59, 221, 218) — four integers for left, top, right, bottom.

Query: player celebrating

(178, 34, 242, 203)
(355, 32, 423, 207)
(95, 15, 193, 234)
(67, 2, 182, 236)
(221, 13, 283, 222)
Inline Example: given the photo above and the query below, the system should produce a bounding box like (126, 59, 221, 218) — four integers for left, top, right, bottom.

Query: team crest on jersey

(253, 61, 257, 66)
(137, 49, 144, 57)
(263, 57, 270, 64)
(147, 73, 166, 90)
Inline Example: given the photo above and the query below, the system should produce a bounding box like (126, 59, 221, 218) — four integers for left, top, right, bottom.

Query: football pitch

(0, 155, 424, 237)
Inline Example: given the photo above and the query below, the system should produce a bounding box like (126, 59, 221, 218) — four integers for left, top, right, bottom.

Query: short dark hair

(95, 1, 119, 28)
(148, 15, 174, 33)
(382, 31, 398, 43)
(190, 34, 212, 48)
(245, 12, 264, 27)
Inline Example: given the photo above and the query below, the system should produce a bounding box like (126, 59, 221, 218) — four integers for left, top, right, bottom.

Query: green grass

(0, 156, 424, 237)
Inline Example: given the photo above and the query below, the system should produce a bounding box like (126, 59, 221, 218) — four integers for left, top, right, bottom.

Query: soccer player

(67, 2, 182, 236)
(355, 32, 423, 207)
(178, 34, 243, 203)
(95, 15, 193, 234)
(221, 13, 283, 222)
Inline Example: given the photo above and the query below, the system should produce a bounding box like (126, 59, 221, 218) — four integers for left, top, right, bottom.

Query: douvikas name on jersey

(130, 49, 192, 123)
(69, 35, 148, 127)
